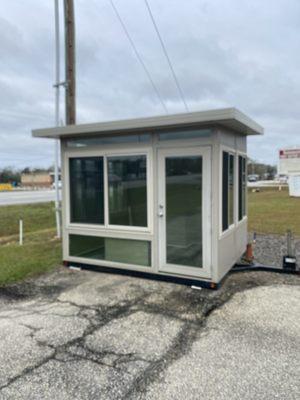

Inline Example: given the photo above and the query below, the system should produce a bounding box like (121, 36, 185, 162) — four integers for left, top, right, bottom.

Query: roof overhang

(32, 107, 264, 139)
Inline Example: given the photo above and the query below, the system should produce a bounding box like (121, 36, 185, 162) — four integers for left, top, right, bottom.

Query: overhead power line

(109, 0, 168, 114)
(143, 0, 189, 112)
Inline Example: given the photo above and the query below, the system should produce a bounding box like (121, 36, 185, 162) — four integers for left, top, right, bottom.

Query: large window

(222, 151, 235, 232)
(69, 234, 151, 267)
(69, 153, 148, 229)
(238, 155, 247, 220)
(69, 157, 104, 224)
(108, 155, 147, 227)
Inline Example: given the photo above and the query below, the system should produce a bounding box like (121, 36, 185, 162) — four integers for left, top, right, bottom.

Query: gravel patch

(250, 232, 300, 267)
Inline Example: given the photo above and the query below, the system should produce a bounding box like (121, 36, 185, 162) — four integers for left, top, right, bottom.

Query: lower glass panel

(69, 234, 151, 267)
(165, 155, 203, 268)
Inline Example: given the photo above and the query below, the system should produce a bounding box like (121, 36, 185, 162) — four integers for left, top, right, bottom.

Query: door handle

(158, 204, 164, 218)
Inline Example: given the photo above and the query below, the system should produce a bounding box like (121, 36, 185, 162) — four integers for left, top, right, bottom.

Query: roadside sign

(278, 148, 300, 175)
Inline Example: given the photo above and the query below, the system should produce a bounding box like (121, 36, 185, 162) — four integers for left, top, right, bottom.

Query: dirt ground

(0, 266, 299, 399)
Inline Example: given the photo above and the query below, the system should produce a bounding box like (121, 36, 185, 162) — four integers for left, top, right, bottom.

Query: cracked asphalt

(0, 268, 299, 399)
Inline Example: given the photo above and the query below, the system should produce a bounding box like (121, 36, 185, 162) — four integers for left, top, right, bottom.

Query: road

(0, 269, 298, 399)
(248, 180, 287, 188)
(0, 190, 58, 206)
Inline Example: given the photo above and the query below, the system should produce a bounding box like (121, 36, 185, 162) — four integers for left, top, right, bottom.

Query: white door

(158, 146, 211, 278)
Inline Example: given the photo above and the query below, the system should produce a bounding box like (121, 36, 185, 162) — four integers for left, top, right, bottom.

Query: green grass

(248, 187, 300, 236)
(0, 202, 55, 238)
(0, 231, 61, 286)
(0, 203, 61, 286)
(0, 187, 298, 286)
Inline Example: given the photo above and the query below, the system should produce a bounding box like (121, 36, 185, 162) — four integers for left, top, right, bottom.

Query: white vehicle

(278, 174, 288, 184)
(52, 180, 62, 189)
(248, 174, 258, 182)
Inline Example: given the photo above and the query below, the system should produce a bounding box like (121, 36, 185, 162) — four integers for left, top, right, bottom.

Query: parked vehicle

(248, 174, 258, 182)
(52, 180, 62, 189)
(278, 174, 288, 184)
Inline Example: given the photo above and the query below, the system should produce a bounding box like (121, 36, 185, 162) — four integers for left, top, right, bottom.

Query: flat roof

(32, 107, 264, 139)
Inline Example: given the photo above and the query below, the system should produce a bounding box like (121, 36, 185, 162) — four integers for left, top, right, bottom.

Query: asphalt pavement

(0, 190, 57, 206)
(0, 268, 298, 399)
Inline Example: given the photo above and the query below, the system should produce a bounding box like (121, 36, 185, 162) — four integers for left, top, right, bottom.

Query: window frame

(237, 151, 248, 224)
(219, 146, 236, 236)
(64, 146, 153, 234)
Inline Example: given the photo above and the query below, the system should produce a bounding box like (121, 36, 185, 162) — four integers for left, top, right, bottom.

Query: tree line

(248, 160, 277, 179)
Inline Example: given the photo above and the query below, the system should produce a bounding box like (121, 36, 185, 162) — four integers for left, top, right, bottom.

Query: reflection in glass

(166, 156, 202, 267)
(69, 234, 151, 266)
(239, 156, 247, 220)
(229, 154, 234, 226)
(222, 152, 235, 231)
(158, 128, 211, 141)
(66, 134, 151, 148)
(222, 152, 229, 231)
(69, 157, 104, 224)
(108, 155, 147, 227)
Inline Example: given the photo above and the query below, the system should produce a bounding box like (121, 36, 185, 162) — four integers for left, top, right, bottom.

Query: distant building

(21, 173, 52, 188)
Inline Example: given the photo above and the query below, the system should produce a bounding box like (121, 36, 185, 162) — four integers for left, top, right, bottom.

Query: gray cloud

(0, 0, 299, 167)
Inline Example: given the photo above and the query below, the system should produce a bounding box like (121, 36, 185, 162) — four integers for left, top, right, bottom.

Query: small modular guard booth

(33, 108, 263, 287)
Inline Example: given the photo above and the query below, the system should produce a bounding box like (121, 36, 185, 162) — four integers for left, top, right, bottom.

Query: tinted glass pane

(108, 155, 147, 227)
(66, 134, 151, 148)
(242, 157, 247, 217)
(222, 152, 229, 231)
(166, 156, 202, 267)
(238, 156, 243, 221)
(70, 235, 105, 259)
(159, 128, 211, 141)
(229, 154, 234, 226)
(70, 157, 104, 224)
(69, 235, 151, 266)
(238, 156, 247, 220)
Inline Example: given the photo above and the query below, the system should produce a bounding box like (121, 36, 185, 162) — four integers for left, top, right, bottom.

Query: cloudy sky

(1, 0, 299, 168)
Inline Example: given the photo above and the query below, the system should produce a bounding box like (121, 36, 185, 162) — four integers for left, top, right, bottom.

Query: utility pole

(64, 0, 76, 124)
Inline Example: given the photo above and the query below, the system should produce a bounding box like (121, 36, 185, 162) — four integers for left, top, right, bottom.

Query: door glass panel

(108, 155, 147, 227)
(165, 156, 202, 267)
